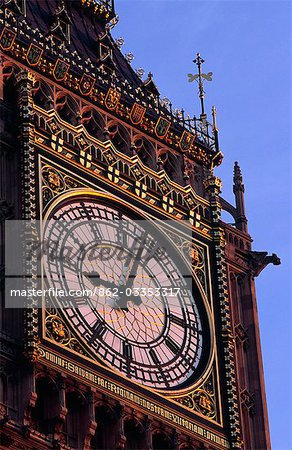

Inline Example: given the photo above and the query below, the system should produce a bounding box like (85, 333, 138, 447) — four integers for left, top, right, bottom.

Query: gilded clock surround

(39, 167, 220, 423)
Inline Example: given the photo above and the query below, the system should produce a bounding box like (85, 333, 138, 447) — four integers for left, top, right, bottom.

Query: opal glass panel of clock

(42, 197, 210, 390)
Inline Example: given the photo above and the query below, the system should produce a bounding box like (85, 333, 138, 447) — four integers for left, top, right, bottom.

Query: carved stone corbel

(247, 251, 280, 277)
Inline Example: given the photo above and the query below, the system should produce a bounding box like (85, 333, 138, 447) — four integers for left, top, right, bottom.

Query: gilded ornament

(46, 315, 70, 344)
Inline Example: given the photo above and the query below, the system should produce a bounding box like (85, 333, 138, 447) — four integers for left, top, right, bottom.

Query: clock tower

(0, 1, 280, 450)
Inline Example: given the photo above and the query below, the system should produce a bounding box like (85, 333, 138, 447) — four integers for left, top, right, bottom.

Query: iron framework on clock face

(5, 199, 212, 390)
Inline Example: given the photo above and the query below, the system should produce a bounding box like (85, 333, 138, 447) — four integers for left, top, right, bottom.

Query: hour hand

(108, 296, 129, 312)
(115, 293, 142, 310)
(83, 271, 116, 289)
(130, 295, 142, 307)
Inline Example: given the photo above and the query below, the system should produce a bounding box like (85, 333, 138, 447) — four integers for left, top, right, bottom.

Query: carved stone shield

(179, 131, 194, 151)
(79, 73, 95, 96)
(26, 44, 43, 66)
(0, 28, 16, 50)
(105, 88, 121, 110)
(155, 117, 170, 138)
(130, 103, 146, 125)
(53, 58, 70, 81)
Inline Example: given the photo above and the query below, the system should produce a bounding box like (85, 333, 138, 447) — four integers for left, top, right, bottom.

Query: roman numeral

(170, 314, 185, 328)
(123, 342, 132, 360)
(71, 296, 88, 307)
(190, 322, 202, 335)
(165, 337, 180, 354)
(149, 349, 160, 365)
(89, 321, 106, 344)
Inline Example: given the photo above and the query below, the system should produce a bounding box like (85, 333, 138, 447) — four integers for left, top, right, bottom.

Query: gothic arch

(2, 60, 19, 89)
(107, 120, 132, 156)
(31, 376, 59, 436)
(124, 415, 145, 450)
(92, 402, 116, 450)
(32, 79, 54, 110)
(133, 135, 157, 170)
(55, 91, 81, 126)
(158, 148, 185, 185)
(65, 389, 87, 448)
(81, 106, 106, 140)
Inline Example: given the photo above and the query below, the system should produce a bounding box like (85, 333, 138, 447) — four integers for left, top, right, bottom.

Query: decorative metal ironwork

(41, 164, 84, 208)
(125, 52, 134, 64)
(188, 53, 212, 117)
(45, 309, 91, 357)
(173, 370, 217, 420)
(42, 197, 209, 390)
(136, 67, 145, 79)
(115, 37, 125, 49)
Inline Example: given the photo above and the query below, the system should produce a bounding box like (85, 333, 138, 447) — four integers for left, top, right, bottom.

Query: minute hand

(124, 235, 146, 289)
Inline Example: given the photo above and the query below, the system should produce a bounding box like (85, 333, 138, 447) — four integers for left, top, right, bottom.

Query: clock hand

(117, 232, 147, 286)
(124, 235, 146, 288)
(84, 233, 146, 310)
(84, 271, 130, 311)
(83, 271, 116, 289)
(113, 235, 147, 309)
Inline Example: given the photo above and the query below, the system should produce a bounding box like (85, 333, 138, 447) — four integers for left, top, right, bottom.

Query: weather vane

(188, 53, 213, 117)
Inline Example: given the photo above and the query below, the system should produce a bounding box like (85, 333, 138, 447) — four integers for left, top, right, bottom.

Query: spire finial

(188, 52, 213, 118)
(233, 161, 244, 192)
(233, 161, 248, 233)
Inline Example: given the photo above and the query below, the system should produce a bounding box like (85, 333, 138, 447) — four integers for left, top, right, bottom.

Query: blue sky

(112, 1, 291, 448)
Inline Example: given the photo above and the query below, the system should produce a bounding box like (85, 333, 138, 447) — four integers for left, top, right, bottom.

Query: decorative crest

(115, 37, 125, 49)
(136, 67, 145, 79)
(125, 52, 134, 64)
(188, 53, 213, 117)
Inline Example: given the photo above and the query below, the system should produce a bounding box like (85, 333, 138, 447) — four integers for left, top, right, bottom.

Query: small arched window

(92, 404, 116, 450)
(124, 417, 145, 449)
(32, 80, 54, 111)
(162, 151, 184, 185)
(65, 391, 86, 448)
(32, 377, 59, 436)
(152, 430, 173, 450)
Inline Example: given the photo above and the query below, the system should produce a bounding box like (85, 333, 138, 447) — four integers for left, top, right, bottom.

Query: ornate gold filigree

(45, 309, 91, 357)
(173, 370, 217, 421)
(41, 163, 85, 208)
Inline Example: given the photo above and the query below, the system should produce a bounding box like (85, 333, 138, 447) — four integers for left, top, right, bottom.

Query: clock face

(43, 196, 211, 390)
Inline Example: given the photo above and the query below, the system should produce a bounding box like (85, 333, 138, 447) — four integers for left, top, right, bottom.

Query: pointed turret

(233, 161, 248, 233)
